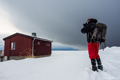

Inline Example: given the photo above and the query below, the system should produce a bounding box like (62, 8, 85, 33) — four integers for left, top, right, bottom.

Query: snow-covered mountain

(0, 47, 120, 80)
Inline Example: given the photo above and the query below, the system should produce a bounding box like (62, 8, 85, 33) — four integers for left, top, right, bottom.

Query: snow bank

(0, 47, 120, 80)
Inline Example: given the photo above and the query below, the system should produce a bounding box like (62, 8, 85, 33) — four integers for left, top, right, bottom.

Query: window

(34, 41, 40, 45)
(11, 42, 15, 50)
(46, 43, 50, 46)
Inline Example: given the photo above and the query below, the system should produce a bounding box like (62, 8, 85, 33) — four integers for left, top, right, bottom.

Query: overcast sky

(0, 0, 120, 50)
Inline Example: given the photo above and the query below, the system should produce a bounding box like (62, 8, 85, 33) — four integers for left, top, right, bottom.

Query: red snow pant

(88, 42, 100, 59)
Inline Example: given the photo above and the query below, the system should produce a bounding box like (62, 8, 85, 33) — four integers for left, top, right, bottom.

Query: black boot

(96, 58, 103, 71)
(91, 59, 98, 72)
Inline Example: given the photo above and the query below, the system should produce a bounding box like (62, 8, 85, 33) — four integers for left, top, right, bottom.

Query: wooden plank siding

(43, 41, 51, 55)
(16, 35, 32, 56)
(4, 39, 11, 56)
(34, 40, 51, 56)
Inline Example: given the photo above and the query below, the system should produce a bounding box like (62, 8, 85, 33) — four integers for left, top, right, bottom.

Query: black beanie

(89, 19, 97, 24)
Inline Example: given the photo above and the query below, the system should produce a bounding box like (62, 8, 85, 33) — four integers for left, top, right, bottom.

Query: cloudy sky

(0, 0, 120, 50)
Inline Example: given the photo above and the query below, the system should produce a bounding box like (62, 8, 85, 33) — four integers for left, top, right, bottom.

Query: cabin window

(11, 42, 15, 50)
(34, 41, 40, 45)
(46, 43, 50, 46)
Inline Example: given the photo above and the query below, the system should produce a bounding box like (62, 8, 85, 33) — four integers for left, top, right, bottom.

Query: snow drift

(0, 47, 120, 80)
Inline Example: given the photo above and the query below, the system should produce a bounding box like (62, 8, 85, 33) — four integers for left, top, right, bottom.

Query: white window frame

(11, 42, 15, 50)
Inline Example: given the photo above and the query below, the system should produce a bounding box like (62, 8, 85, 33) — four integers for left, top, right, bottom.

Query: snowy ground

(0, 47, 120, 80)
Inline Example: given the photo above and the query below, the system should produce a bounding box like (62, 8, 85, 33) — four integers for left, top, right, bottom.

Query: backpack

(90, 23, 107, 50)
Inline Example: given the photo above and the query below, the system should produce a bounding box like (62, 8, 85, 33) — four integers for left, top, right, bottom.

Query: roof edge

(3, 32, 53, 42)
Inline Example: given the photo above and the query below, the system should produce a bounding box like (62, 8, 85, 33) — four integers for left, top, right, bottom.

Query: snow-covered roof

(3, 33, 53, 42)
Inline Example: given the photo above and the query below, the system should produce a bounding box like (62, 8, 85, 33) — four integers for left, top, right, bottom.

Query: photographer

(81, 18, 103, 71)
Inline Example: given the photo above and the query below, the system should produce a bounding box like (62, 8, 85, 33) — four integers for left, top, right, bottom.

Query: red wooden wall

(4, 39, 10, 56)
(34, 40, 51, 56)
(4, 35, 32, 56)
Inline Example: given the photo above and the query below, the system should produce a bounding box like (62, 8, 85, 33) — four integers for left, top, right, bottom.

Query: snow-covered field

(0, 47, 120, 80)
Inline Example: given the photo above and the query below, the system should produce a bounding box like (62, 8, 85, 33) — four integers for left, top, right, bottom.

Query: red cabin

(3, 33, 53, 60)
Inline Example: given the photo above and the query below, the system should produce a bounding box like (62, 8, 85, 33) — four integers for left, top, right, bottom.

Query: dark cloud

(0, 0, 120, 50)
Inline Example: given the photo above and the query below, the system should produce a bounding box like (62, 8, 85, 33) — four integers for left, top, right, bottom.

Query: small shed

(3, 33, 53, 60)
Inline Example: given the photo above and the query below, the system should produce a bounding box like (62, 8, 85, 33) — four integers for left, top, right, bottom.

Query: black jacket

(81, 23, 95, 42)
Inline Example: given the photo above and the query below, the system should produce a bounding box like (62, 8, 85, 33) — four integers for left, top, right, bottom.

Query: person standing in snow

(81, 18, 103, 71)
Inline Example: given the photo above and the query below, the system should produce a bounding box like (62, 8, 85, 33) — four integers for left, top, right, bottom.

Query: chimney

(32, 33, 37, 37)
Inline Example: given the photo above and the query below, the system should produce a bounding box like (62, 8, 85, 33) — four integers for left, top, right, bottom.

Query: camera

(83, 22, 87, 26)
